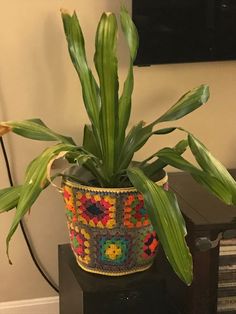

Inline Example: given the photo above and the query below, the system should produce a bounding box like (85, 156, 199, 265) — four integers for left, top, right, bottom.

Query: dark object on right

(165, 170, 236, 314)
(133, 0, 236, 65)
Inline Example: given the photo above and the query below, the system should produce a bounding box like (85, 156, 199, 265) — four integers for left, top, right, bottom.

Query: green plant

(1, 7, 236, 286)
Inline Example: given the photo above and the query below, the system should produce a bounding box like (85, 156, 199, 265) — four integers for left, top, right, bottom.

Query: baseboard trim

(0, 296, 59, 314)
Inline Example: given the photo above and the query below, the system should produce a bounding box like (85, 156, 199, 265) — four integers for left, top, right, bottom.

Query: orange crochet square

(123, 193, 150, 228)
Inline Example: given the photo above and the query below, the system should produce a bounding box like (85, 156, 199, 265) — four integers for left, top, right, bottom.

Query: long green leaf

(0, 119, 75, 144)
(0, 186, 22, 213)
(118, 121, 153, 170)
(119, 125, 177, 172)
(6, 143, 77, 260)
(188, 134, 236, 204)
(153, 127, 177, 135)
(94, 12, 119, 179)
(155, 85, 209, 123)
(82, 124, 101, 159)
(80, 129, 108, 185)
(118, 84, 208, 170)
(157, 147, 202, 175)
(157, 147, 234, 205)
(142, 139, 188, 178)
(118, 6, 139, 149)
(61, 11, 101, 135)
(127, 167, 193, 285)
(120, 6, 139, 61)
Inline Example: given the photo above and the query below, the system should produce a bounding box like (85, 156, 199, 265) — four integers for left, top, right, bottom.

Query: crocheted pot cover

(62, 175, 168, 276)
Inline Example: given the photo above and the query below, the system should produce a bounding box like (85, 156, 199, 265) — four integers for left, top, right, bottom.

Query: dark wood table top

(168, 170, 236, 232)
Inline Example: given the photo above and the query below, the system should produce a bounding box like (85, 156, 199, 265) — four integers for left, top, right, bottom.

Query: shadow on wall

(0, 80, 17, 181)
(0, 79, 7, 121)
(44, 12, 71, 115)
(27, 12, 68, 127)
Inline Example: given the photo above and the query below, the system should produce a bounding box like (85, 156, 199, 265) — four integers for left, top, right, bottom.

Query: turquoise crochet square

(99, 237, 129, 265)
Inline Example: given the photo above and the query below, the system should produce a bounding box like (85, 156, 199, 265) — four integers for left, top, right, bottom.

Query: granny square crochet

(69, 226, 91, 265)
(76, 191, 116, 229)
(123, 193, 150, 228)
(141, 231, 159, 259)
(98, 235, 130, 265)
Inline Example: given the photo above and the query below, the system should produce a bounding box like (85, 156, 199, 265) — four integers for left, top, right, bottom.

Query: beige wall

(0, 0, 236, 302)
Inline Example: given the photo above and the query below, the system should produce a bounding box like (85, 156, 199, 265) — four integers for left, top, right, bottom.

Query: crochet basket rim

(63, 171, 168, 193)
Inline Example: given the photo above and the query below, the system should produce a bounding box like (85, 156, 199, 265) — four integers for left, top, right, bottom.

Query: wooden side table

(58, 244, 179, 314)
(166, 170, 236, 314)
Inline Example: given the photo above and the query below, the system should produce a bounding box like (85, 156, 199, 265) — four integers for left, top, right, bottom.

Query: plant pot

(62, 172, 168, 276)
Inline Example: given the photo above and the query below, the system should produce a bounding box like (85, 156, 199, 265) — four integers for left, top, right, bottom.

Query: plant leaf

(120, 126, 177, 169)
(119, 85, 209, 170)
(157, 147, 234, 205)
(82, 124, 101, 159)
(66, 147, 100, 167)
(118, 121, 153, 170)
(94, 12, 119, 178)
(174, 139, 189, 153)
(0, 186, 22, 213)
(155, 84, 209, 123)
(65, 148, 107, 187)
(142, 139, 188, 178)
(118, 6, 139, 149)
(6, 143, 77, 261)
(0, 119, 75, 144)
(127, 167, 193, 285)
(188, 134, 236, 204)
(120, 6, 139, 61)
(157, 147, 201, 174)
(153, 127, 177, 135)
(61, 11, 101, 135)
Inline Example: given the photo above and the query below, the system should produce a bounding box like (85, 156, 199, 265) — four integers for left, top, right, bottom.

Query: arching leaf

(0, 119, 75, 144)
(0, 186, 22, 213)
(127, 167, 193, 285)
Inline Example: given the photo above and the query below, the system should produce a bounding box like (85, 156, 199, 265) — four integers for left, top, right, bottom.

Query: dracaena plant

(1, 7, 236, 286)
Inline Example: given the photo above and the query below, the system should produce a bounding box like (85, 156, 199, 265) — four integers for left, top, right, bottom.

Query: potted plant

(0, 6, 236, 286)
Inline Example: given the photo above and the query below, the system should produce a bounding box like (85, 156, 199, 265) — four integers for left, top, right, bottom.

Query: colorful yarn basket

(62, 173, 168, 276)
